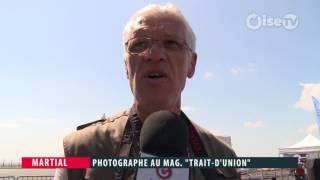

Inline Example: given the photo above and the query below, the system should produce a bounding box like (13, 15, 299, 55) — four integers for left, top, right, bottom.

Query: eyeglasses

(125, 37, 193, 55)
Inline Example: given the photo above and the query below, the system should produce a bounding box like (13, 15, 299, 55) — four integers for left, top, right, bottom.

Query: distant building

(217, 136, 232, 147)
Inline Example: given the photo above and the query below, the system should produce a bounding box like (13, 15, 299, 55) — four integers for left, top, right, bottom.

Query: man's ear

(187, 52, 197, 78)
(124, 59, 129, 79)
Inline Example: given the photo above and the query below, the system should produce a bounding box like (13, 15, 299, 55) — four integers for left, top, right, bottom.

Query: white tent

(279, 134, 320, 157)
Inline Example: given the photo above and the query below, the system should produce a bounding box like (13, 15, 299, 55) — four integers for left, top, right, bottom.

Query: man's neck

(134, 103, 181, 122)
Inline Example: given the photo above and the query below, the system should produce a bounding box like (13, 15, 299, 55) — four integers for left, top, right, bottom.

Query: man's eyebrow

(129, 28, 150, 37)
(128, 27, 184, 41)
(162, 34, 182, 39)
(142, 31, 182, 37)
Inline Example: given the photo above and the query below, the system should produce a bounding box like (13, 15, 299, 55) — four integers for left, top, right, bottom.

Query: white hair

(123, 3, 196, 51)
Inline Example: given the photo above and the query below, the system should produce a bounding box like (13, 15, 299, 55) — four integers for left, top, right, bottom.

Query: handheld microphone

(136, 110, 189, 180)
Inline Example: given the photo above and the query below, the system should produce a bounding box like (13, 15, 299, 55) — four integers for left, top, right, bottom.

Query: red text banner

(22, 157, 90, 168)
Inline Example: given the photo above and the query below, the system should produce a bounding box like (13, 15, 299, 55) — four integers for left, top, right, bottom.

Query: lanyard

(181, 111, 207, 157)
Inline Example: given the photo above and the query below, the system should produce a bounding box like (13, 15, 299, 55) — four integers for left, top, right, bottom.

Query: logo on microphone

(156, 168, 172, 179)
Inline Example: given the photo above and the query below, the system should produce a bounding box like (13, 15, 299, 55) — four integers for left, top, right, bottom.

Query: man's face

(124, 15, 197, 111)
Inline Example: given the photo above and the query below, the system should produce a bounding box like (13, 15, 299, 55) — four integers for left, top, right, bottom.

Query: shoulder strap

(181, 111, 226, 179)
(181, 112, 208, 157)
(115, 107, 142, 180)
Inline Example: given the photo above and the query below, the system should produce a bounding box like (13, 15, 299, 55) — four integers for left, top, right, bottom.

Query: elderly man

(56, 3, 239, 180)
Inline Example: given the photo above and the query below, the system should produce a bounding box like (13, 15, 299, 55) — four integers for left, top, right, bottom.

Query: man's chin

(140, 99, 174, 111)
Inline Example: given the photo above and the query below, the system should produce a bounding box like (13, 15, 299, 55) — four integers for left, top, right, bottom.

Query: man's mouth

(148, 72, 165, 79)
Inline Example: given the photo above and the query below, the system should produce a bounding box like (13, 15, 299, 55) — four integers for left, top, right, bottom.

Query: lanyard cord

(180, 111, 207, 157)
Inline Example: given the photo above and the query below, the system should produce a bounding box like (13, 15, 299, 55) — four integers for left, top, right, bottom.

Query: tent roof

(279, 134, 320, 154)
(289, 134, 320, 148)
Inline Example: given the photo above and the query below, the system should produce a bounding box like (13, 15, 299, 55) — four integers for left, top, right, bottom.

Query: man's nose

(145, 42, 166, 62)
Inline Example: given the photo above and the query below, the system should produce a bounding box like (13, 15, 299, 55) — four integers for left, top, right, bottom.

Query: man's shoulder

(191, 121, 236, 158)
(76, 110, 129, 130)
(63, 109, 130, 156)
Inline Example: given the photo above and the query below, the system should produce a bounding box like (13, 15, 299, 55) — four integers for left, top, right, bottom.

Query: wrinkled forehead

(124, 15, 188, 42)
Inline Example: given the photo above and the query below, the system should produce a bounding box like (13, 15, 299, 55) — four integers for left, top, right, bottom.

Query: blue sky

(0, 0, 319, 161)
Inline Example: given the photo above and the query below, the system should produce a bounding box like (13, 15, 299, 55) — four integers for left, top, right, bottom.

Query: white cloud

(0, 117, 58, 129)
(231, 67, 243, 76)
(243, 120, 264, 129)
(298, 123, 318, 134)
(0, 122, 19, 129)
(230, 63, 257, 77)
(294, 83, 320, 111)
(203, 72, 215, 79)
(247, 62, 257, 72)
(181, 106, 197, 113)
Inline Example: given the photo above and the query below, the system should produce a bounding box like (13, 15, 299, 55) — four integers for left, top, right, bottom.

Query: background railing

(0, 161, 21, 168)
(16, 176, 54, 180)
(0, 177, 15, 180)
(0, 177, 53, 180)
